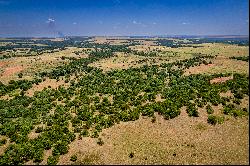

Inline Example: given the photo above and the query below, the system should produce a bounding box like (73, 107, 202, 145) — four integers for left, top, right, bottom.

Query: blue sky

(0, 0, 249, 37)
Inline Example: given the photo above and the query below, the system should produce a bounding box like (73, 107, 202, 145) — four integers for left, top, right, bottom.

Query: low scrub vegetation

(0, 38, 248, 165)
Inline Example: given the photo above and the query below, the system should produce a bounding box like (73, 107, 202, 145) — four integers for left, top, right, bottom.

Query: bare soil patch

(0, 61, 9, 68)
(210, 76, 233, 84)
(184, 64, 215, 76)
(220, 91, 233, 98)
(26, 78, 70, 97)
(2, 65, 24, 77)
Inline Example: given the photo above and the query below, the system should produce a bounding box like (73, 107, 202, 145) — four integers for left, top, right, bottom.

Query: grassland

(0, 36, 249, 165)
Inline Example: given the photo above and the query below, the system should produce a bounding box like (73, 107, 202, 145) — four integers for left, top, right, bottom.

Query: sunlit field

(0, 36, 249, 165)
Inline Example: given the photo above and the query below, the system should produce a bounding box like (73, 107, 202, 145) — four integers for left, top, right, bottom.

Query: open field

(0, 36, 249, 165)
(57, 112, 248, 165)
(0, 47, 88, 84)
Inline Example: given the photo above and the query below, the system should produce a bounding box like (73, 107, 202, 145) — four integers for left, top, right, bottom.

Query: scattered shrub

(18, 73, 23, 78)
(97, 138, 104, 146)
(0, 139, 7, 146)
(70, 154, 77, 162)
(47, 155, 59, 165)
(206, 104, 214, 114)
(207, 115, 224, 125)
(129, 152, 134, 158)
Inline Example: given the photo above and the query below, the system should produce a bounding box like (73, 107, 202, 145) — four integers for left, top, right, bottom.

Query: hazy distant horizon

(0, 0, 248, 37)
(0, 34, 249, 39)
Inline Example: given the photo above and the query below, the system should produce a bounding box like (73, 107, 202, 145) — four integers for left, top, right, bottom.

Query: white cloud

(132, 20, 147, 28)
(153, 22, 157, 25)
(73, 22, 77, 25)
(46, 18, 55, 23)
(132, 20, 138, 24)
(182, 22, 190, 25)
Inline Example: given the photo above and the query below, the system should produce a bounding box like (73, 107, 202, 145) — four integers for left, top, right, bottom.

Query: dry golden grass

(88, 52, 156, 71)
(90, 37, 130, 45)
(0, 136, 10, 156)
(210, 75, 233, 84)
(2, 39, 249, 165)
(0, 47, 87, 84)
(54, 108, 248, 165)
(88, 52, 193, 72)
(184, 56, 249, 75)
(25, 78, 70, 97)
(166, 43, 248, 57)
(220, 91, 233, 98)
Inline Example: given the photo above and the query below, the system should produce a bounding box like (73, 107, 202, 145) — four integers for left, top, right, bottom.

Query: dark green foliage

(35, 126, 43, 133)
(223, 104, 248, 117)
(207, 115, 224, 125)
(18, 73, 23, 78)
(230, 56, 249, 62)
(0, 40, 248, 165)
(47, 155, 59, 165)
(33, 148, 44, 163)
(233, 98, 241, 105)
(80, 129, 89, 137)
(0, 79, 34, 96)
(151, 116, 156, 123)
(91, 130, 99, 138)
(70, 154, 77, 162)
(0, 138, 7, 146)
(186, 103, 199, 117)
(97, 138, 104, 146)
(234, 90, 244, 99)
(206, 104, 214, 114)
(223, 104, 235, 115)
(52, 141, 69, 156)
(129, 152, 134, 158)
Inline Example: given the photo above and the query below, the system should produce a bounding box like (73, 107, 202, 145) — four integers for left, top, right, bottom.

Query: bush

(0, 139, 7, 146)
(129, 152, 134, 158)
(233, 98, 241, 105)
(80, 129, 89, 137)
(207, 115, 224, 125)
(18, 73, 23, 78)
(47, 155, 59, 165)
(206, 104, 214, 114)
(35, 126, 43, 133)
(151, 116, 156, 123)
(223, 104, 235, 115)
(186, 104, 199, 117)
(223, 104, 248, 117)
(70, 154, 77, 162)
(97, 138, 104, 146)
(52, 141, 69, 156)
(231, 109, 248, 117)
(33, 149, 44, 163)
(91, 130, 99, 138)
(234, 90, 244, 99)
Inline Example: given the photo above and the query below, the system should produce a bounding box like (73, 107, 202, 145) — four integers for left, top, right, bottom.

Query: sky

(0, 0, 249, 37)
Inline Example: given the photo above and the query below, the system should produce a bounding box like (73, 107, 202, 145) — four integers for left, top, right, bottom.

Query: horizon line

(0, 34, 249, 39)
